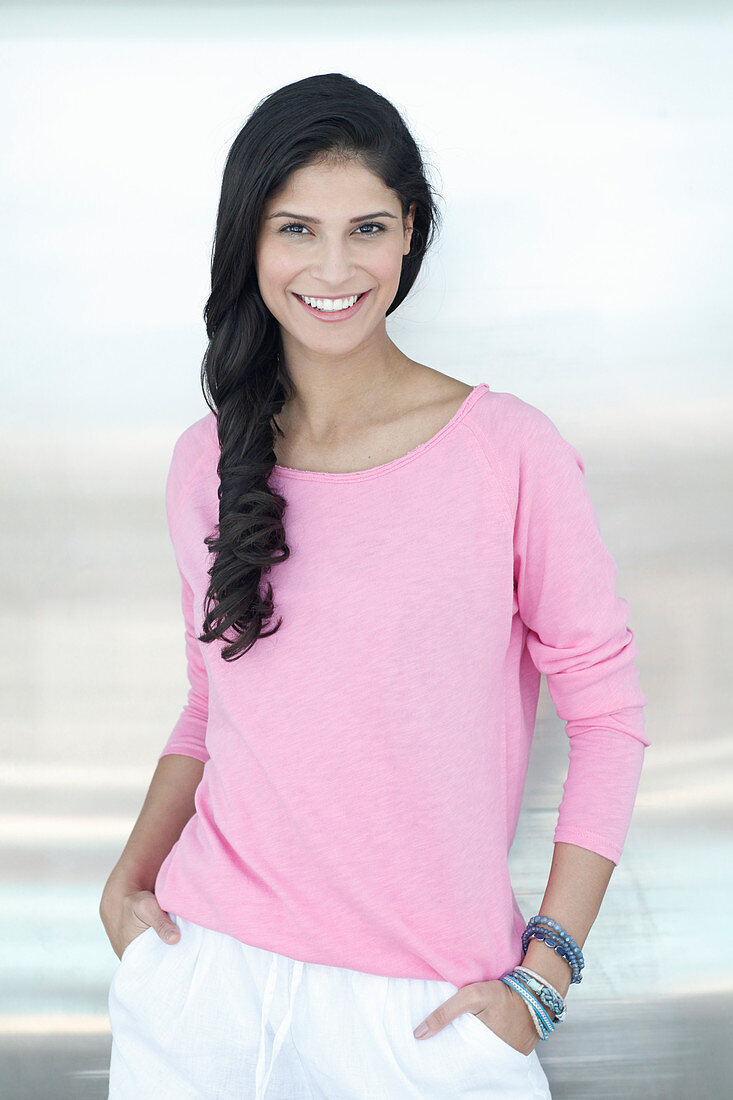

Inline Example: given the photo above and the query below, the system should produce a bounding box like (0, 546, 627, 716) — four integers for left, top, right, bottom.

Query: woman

(101, 72, 649, 1099)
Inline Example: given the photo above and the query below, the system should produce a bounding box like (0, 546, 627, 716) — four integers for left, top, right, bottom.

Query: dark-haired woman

(101, 72, 649, 1099)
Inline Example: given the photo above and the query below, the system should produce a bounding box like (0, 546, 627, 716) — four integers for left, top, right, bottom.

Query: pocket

(109, 924, 163, 1008)
(454, 1008, 532, 1063)
(120, 924, 154, 965)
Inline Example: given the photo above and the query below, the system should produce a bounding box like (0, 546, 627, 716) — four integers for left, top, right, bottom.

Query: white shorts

(107, 911, 552, 1099)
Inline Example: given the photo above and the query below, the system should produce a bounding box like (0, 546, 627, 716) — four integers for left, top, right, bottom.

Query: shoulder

(173, 409, 217, 454)
(467, 386, 568, 449)
(165, 411, 218, 524)
(468, 386, 582, 464)
(464, 387, 586, 509)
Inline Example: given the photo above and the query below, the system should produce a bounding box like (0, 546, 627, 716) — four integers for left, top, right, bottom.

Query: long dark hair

(198, 72, 442, 660)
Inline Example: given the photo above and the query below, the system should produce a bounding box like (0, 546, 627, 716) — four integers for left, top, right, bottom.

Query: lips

(295, 292, 366, 309)
(292, 289, 371, 322)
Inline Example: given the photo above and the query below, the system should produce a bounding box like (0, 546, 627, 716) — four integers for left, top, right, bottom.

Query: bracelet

(500, 975, 548, 1040)
(503, 978, 549, 1040)
(520, 991, 555, 1041)
(521, 915, 585, 985)
(502, 973, 555, 1035)
(511, 966, 567, 1023)
(500, 973, 556, 1041)
(506, 985, 545, 1040)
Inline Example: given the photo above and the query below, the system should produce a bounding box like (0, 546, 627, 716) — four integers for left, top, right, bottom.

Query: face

(255, 158, 416, 363)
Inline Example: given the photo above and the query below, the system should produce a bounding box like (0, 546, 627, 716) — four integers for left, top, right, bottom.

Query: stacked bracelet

(521, 915, 585, 984)
(500, 973, 556, 1040)
(511, 966, 566, 1023)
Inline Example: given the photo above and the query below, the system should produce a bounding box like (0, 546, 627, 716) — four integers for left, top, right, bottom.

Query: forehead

(266, 159, 397, 210)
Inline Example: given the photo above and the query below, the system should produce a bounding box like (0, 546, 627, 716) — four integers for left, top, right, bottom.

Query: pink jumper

(154, 383, 649, 989)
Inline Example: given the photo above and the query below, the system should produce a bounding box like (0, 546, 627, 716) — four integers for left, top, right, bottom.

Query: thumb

(141, 894, 180, 944)
(156, 910, 180, 944)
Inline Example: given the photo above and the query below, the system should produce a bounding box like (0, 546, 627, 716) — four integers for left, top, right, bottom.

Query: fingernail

(164, 929, 178, 942)
(413, 1022, 429, 1038)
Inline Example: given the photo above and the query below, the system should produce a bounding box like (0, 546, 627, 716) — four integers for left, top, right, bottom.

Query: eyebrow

(265, 210, 399, 224)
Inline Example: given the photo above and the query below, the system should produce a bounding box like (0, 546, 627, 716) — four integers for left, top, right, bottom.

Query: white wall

(1, 0, 730, 431)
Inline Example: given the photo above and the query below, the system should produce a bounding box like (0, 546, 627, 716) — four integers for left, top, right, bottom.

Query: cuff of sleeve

(552, 826, 623, 865)
(158, 744, 209, 764)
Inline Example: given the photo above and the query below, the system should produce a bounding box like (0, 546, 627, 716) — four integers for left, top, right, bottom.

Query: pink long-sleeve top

(154, 382, 649, 988)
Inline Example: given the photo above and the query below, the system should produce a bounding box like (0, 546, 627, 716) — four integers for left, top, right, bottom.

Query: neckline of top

(268, 382, 491, 483)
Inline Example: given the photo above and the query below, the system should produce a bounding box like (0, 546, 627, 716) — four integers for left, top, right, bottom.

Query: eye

(279, 222, 386, 236)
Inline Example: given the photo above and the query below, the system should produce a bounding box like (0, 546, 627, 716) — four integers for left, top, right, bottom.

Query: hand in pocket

(100, 885, 181, 960)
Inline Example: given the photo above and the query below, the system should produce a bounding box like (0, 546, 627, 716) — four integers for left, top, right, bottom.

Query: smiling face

(255, 157, 415, 365)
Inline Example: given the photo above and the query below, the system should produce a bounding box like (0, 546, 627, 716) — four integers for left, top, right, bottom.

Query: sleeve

(157, 435, 211, 764)
(513, 412, 649, 865)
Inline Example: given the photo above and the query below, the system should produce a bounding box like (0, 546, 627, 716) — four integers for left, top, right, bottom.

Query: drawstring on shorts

(255, 949, 305, 1098)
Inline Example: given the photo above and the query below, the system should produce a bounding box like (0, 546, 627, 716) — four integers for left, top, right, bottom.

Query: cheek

(371, 242, 407, 285)
(257, 243, 297, 291)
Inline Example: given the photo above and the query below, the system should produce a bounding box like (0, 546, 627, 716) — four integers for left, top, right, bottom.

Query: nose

(308, 236, 360, 290)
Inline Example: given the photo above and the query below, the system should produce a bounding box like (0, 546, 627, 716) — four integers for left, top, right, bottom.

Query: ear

(404, 201, 417, 255)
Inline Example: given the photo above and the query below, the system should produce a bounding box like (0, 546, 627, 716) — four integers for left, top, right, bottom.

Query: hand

(413, 977, 540, 1056)
(100, 884, 181, 961)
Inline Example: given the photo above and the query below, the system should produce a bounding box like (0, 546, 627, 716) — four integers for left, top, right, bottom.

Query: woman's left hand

(413, 976, 540, 1055)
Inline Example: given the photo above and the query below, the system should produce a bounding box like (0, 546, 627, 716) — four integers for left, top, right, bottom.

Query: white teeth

(298, 294, 360, 312)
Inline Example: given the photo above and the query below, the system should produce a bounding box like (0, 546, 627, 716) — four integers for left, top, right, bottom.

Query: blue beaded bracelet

(522, 916, 583, 984)
(521, 915, 585, 984)
(522, 915, 583, 964)
(522, 918, 583, 985)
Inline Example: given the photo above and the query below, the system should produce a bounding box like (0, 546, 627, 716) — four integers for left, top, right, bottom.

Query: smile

(293, 290, 370, 322)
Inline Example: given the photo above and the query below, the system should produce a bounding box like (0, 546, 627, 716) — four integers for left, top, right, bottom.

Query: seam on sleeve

(462, 420, 515, 527)
(168, 421, 218, 537)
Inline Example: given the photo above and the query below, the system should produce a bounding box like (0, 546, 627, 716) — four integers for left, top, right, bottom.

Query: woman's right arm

(102, 425, 211, 957)
(99, 752, 205, 957)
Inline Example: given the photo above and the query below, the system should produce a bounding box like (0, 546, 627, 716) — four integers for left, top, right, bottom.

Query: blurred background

(1, 0, 731, 1096)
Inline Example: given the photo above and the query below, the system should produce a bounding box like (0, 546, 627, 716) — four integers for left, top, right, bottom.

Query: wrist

(509, 979, 555, 1021)
(520, 938, 572, 1000)
(100, 864, 155, 914)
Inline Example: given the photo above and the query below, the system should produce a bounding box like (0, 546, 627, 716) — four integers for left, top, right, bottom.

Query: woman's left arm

(413, 408, 648, 1050)
(519, 840, 616, 1001)
(412, 841, 615, 1049)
